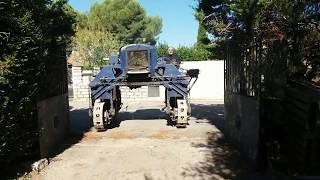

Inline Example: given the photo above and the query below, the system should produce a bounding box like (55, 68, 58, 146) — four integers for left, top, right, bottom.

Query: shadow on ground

(119, 109, 168, 121)
(69, 106, 92, 134)
(181, 132, 255, 180)
(118, 103, 224, 127)
(191, 103, 224, 129)
(183, 131, 282, 180)
(181, 103, 252, 179)
(48, 106, 92, 161)
(54, 104, 224, 157)
(67, 103, 225, 131)
(1, 106, 92, 179)
(184, 103, 276, 180)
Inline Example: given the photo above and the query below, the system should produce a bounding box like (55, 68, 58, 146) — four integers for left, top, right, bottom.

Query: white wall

(181, 61, 224, 100)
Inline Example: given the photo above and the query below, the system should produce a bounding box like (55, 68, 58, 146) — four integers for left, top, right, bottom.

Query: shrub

(0, 0, 75, 166)
(156, 43, 218, 61)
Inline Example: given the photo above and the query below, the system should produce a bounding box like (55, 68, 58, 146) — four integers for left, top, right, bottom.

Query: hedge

(0, 0, 75, 168)
(156, 43, 219, 61)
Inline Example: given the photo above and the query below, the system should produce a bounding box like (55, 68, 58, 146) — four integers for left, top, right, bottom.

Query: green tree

(195, 0, 232, 59)
(73, 29, 120, 67)
(195, 11, 211, 46)
(197, 0, 261, 40)
(73, 0, 162, 67)
(255, 0, 320, 79)
(87, 0, 162, 44)
(197, 0, 320, 73)
(0, 0, 75, 166)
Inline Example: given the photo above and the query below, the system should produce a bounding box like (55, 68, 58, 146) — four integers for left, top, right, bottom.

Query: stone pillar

(71, 66, 93, 101)
(81, 70, 93, 99)
(71, 66, 82, 100)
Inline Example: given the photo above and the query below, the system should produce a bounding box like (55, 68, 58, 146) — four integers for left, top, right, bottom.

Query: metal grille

(38, 52, 68, 100)
(127, 50, 149, 71)
(148, 86, 160, 97)
(225, 40, 262, 97)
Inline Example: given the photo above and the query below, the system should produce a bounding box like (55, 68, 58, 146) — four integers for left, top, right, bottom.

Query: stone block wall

(71, 66, 164, 101)
(120, 86, 165, 101)
(224, 93, 260, 160)
(71, 67, 99, 100)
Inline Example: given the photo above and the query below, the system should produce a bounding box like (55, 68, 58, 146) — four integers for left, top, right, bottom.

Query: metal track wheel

(93, 101, 107, 131)
(175, 99, 188, 128)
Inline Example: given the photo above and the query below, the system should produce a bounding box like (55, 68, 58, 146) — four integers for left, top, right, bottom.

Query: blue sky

(68, 0, 199, 47)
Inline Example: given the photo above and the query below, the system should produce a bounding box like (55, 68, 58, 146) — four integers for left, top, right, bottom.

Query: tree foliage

(197, 0, 320, 83)
(195, 1, 228, 59)
(195, 11, 211, 46)
(157, 43, 217, 61)
(256, 0, 320, 80)
(87, 0, 162, 44)
(196, 0, 262, 40)
(0, 0, 75, 166)
(73, 0, 163, 67)
(74, 29, 120, 67)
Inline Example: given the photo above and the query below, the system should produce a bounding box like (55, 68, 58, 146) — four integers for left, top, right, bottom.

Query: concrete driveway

(32, 100, 251, 180)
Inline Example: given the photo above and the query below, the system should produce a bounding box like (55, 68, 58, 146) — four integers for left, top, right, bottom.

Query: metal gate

(225, 38, 320, 174)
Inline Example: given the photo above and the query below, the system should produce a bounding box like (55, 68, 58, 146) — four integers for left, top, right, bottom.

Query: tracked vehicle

(89, 44, 199, 131)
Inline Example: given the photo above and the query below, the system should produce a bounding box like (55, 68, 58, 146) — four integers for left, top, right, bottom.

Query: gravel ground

(31, 100, 252, 180)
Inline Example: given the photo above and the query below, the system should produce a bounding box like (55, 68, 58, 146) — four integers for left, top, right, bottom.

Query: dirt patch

(106, 131, 136, 139)
(148, 130, 173, 139)
(81, 132, 103, 142)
